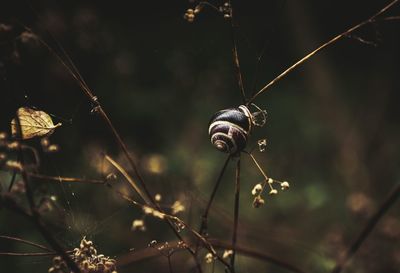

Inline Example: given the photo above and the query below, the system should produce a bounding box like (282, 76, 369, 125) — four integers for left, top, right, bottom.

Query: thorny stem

(331, 183, 400, 273)
(13, 115, 81, 273)
(247, 0, 400, 104)
(230, 159, 241, 272)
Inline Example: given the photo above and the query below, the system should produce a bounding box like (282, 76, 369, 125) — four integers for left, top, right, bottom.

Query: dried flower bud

(154, 193, 162, 202)
(171, 200, 185, 215)
(177, 241, 187, 249)
(205, 252, 214, 263)
(281, 181, 290, 190)
(222, 249, 233, 259)
(46, 144, 59, 153)
(6, 141, 20, 150)
(253, 196, 265, 208)
(0, 132, 7, 140)
(41, 138, 50, 147)
(5, 160, 23, 172)
(131, 219, 146, 231)
(0, 153, 6, 164)
(251, 183, 263, 196)
(269, 189, 278, 195)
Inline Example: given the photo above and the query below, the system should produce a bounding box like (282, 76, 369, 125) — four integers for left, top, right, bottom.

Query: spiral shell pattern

(208, 105, 253, 154)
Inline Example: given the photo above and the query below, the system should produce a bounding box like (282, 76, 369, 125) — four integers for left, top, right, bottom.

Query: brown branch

(210, 239, 307, 273)
(27, 173, 105, 184)
(0, 235, 52, 252)
(247, 0, 400, 104)
(13, 114, 81, 273)
(0, 251, 57, 256)
(199, 155, 231, 236)
(229, 158, 240, 272)
(28, 25, 206, 272)
(228, 0, 246, 103)
(331, 183, 400, 273)
(117, 239, 306, 273)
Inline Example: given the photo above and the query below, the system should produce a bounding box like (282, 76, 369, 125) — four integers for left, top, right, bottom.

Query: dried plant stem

(199, 155, 231, 236)
(28, 29, 207, 272)
(117, 239, 306, 273)
(167, 256, 173, 273)
(0, 235, 52, 252)
(116, 191, 229, 268)
(210, 240, 306, 273)
(105, 155, 150, 204)
(0, 251, 57, 256)
(331, 183, 400, 273)
(13, 115, 81, 273)
(28, 173, 105, 184)
(230, 159, 241, 272)
(247, 0, 400, 104)
(246, 152, 269, 180)
(228, 0, 246, 103)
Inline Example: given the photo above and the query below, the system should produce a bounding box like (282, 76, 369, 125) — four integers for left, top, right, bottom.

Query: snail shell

(208, 105, 253, 154)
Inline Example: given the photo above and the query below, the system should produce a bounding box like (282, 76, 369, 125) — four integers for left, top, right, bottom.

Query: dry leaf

(11, 107, 62, 139)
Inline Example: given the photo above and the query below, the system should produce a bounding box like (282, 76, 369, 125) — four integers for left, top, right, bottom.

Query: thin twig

(210, 239, 307, 273)
(0, 251, 57, 256)
(117, 239, 306, 273)
(116, 190, 229, 268)
(28, 25, 205, 272)
(27, 173, 105, 184)
(0, 235, 52, 252)
(331, 183, 400, 273)
(104, 155, 150, 204)
(230, 158, 241, 272)
(247, 0, 400, 104)
(228, 0, 247, 103)
(167, 256, 174, 273)
(199, 155, 231, 236)
(13, 114, 81, 273)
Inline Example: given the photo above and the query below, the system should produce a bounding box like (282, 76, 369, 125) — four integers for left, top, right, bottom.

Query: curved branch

(247, 0, 400, 104)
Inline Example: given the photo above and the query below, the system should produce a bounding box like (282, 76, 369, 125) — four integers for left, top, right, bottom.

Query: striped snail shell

(208, 105, 253, 155)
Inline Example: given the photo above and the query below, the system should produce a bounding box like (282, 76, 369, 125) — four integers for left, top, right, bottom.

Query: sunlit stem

(247, 0, 400, 104)
(105, 155, 151, 205)
(246, 152, 268, 181)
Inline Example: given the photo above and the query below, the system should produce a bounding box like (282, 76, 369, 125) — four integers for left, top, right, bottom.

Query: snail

(208, 104, 267, 154)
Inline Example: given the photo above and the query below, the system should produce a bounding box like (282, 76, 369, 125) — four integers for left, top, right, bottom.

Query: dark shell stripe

(208, 109, 250, 132)
(208, 105, 253, 154)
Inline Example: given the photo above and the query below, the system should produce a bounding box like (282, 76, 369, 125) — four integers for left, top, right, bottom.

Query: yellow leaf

(11, 107, 62, 140)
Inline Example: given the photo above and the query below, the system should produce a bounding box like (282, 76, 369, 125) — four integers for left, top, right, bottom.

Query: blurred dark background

(1, 0, 399, 272)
